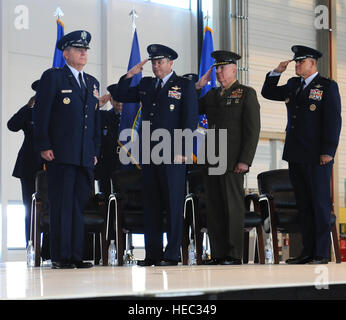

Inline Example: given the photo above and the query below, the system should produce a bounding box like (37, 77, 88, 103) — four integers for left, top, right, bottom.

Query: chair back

(257, 169, 299, 231)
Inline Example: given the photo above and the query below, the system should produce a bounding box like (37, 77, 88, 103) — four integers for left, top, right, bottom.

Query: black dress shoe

(308, 257, 329, 264)
(71, 261, 93, 268)
(219, 257, 242, 265)
(51, 261, 74, 269)
(203, 258, 220, 265)
(286, 255, 313, 264)
(155, 259, 178, 266)
(137, 259, 157, 267)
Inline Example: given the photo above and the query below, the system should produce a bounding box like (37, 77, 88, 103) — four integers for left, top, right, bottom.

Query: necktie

(296, 79, 306, 97)
(155, 78, 163, 96)
(78, 72, 87, 99)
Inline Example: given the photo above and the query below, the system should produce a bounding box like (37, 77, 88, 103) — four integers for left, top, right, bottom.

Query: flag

(193, 26, 217, 162)
(198, 26, 216, 97)
(117, 28, 142, 170)
(52, 19, 65, 68)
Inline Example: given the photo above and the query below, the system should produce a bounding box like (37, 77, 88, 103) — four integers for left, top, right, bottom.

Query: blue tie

(79, 72, 87, 99)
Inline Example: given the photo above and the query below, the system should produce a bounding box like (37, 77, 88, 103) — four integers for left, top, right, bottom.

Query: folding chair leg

(256, 225, 265, 264)
(331, 223, 341, 263)
(34, 202, 42, 267)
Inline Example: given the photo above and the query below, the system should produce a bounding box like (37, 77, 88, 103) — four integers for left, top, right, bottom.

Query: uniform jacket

(7, 105, 42, 179)
(261, 72, 342, 164)
(33, 65, 101, 168)
(94, 109, 121, 180)
(198, 81, 261, 171)
(116, 71, 198, 161)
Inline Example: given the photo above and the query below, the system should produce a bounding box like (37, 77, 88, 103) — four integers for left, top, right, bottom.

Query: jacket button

(153, 103, 156, 106)
(85, 125, 87, 129)
(150, 112, 154, 116)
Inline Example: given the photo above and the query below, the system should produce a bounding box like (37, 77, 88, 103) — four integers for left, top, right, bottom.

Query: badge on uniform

(168, 90, 181, 100)
(93, 84, 99, 98)
(169, 104, 175, 111)
(309, 88, 323, 101)
(310, 104, 317, 111)
(230, 88, 243, 99)
(61, 89, 72, 93)
(63, 97, 71, 104)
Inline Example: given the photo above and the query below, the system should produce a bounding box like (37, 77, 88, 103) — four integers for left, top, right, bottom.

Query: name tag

(61, 89, 72, 93)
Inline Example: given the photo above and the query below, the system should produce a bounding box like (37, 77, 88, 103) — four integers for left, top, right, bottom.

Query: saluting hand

(196, 67, 212, 90)
(274, 60, 292, 73)
(99, 93, 111, 107)
(41, 150, 55, 161)
(126, 59, 149, 79)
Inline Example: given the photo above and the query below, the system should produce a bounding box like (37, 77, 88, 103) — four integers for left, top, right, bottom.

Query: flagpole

(54, 6, 64, 21)
(129, 8, 138, 33)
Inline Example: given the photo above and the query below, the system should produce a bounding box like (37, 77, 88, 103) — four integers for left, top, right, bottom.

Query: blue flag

(117, 28, 142, 170)
(198, 26, 216, 97)
(52, 19, 65, 68)
(193, 26, 217, 162)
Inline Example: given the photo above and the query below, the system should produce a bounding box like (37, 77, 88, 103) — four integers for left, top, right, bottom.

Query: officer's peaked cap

(211, 50, 241, 67)
(147, 44, 178, 60)
(57, 30, 91, 51)
(291, 45, 322, 61)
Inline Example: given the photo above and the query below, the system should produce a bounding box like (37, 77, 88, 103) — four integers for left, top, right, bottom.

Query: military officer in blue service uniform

(33, 30, 101, 269)
(261, 45, 342, 264)
(115, 44, 198, 266)
(95, 84, 122, 199)
(7, 80, 43, 247)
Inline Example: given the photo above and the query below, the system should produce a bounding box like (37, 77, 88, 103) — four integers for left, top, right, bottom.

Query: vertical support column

(0, 0, 8, 261)
(100, 0, 112, 95)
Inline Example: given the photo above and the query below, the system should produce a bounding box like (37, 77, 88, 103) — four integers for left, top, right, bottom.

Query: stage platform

(1, 261, 346, 301)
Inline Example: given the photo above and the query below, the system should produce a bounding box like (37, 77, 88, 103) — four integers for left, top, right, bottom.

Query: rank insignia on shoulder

(63, 97, 71, 104)
(309, 88, 323, 101)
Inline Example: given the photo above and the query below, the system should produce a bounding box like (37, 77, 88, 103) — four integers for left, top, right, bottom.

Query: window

(148, 0, 190, 9)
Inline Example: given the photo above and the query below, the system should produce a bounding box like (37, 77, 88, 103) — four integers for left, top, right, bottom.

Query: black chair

(107, 169, 190, 266)
(30, 170, 109, 267)
(257, 169, 341, 264)
(184, 168, 265, 265)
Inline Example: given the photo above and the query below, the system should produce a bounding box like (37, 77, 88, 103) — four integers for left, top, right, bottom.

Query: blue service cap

(107, 84, 119, 100)
(291, 45, 322, 61)
(31, 80, 40, 92)
(57, 30, 91, 51)
(211, 50, 241, 66)
(183, 73, 198, 83)
(147, 44, 178, 60)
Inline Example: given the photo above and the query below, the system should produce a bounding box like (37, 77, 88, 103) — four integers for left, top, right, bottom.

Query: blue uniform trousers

(142, 163, 186, 261)
(288, 161, 333, 259)
(46, 162, 93, 262)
